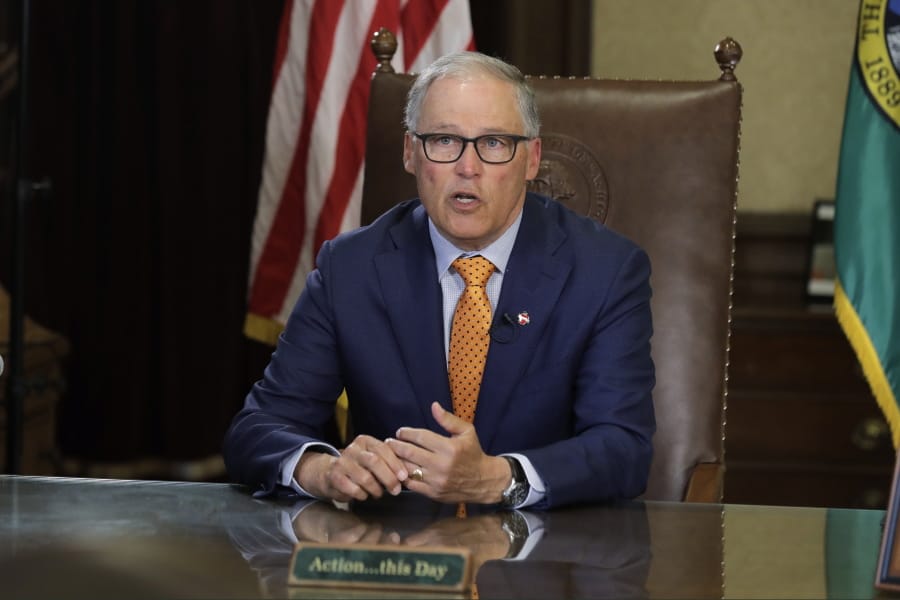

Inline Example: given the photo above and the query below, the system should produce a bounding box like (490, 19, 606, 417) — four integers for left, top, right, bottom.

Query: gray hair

(404, 51, 541, 138)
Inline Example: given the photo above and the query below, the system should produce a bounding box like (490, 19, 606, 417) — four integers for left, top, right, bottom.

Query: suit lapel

(370, 197, 572, 441)
(373, 205, 452, 424)
(475, 197, 572, 451)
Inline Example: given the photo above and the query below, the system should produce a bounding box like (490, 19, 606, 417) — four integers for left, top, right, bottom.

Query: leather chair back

(361, 30, 743, 502)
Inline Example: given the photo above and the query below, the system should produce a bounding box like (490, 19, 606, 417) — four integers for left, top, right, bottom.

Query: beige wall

(591, 0, 859, 214)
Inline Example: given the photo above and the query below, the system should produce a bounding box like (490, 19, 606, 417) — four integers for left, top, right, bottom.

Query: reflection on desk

(228, 494, 652, 598)
(0, 475, 885, 599)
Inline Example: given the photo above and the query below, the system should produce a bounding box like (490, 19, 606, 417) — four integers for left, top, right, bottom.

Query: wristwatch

(499, 456, 530, 508)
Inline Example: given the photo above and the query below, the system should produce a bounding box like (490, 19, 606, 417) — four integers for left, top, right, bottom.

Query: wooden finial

(714, 37, 743, 82)
(371, 28, 398, 74)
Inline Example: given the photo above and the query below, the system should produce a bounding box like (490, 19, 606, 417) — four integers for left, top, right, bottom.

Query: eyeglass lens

(421, 134, 523, 164)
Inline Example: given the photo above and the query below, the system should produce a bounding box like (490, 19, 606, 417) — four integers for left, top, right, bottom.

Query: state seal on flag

(857, 0, 900, 127)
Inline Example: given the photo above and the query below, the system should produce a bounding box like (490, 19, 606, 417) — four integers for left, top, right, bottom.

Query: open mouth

(453, 193, 478, 204)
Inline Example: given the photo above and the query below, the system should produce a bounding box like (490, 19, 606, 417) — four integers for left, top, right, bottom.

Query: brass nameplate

(288, 542, 471, 593)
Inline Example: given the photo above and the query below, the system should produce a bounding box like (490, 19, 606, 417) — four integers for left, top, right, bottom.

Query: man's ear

(403, 133, 415, 175)
(525, 137, 542, 181)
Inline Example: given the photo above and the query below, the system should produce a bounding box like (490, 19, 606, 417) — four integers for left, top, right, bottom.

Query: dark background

(0, 1, 589, 473)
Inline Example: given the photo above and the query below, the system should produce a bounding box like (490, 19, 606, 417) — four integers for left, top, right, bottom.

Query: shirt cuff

(280, 442, 340, 499)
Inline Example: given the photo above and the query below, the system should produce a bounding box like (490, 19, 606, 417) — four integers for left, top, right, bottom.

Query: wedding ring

(410, 467, 424, 482)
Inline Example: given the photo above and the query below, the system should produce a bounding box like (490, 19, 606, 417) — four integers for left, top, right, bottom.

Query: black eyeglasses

(413, 132, 532, 164)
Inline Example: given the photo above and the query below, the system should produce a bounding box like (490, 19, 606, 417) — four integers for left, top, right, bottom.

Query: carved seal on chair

(527, 133, 609, 224)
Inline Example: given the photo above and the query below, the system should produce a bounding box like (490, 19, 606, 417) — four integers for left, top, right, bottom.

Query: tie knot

(452, 256, 494, 287)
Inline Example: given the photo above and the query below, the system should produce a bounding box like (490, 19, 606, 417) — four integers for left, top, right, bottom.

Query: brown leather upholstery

(361, 30, 742, 502)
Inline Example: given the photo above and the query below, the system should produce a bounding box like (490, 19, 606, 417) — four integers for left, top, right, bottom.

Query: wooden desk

(727, 213, 895, 509)
(0, 475, 885, 599)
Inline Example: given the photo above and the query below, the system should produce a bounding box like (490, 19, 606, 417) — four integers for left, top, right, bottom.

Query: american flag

(245, 0, 475, 344)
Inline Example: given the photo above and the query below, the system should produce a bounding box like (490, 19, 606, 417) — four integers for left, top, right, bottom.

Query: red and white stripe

(246, 0, 474, 341)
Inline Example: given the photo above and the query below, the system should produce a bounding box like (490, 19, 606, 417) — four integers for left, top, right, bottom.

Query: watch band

(500, 456, 529, 508)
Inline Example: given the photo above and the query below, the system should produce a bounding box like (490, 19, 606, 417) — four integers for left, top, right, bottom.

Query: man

(224, 51, 655, 510)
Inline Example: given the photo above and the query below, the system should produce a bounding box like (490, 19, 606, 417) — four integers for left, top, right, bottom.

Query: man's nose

(455, 142, 482, 176)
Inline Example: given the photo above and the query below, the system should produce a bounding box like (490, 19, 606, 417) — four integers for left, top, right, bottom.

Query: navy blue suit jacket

(224, 193, 655, 509)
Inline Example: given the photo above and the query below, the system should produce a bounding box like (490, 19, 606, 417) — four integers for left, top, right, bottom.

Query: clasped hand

(296, 402, 509, 504)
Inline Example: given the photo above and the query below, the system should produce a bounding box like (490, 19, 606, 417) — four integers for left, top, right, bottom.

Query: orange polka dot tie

(448, 258, 493, 567)
(448, 256, 495, 424)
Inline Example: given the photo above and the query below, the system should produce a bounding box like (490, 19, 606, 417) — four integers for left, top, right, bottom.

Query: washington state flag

(834, 0, 900, 446)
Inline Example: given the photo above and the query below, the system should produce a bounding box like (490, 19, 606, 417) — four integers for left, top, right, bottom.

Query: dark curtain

(3, 1, 284, 464)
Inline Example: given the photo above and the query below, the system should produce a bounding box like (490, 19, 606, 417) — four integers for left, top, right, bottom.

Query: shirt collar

(429, 208, 523, 279)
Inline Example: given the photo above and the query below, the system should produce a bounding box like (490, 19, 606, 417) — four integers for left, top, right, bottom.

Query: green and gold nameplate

(288, 542, 472, 593)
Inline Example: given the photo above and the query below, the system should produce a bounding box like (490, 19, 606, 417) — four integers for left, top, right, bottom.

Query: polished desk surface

(0, 475, 889, 599)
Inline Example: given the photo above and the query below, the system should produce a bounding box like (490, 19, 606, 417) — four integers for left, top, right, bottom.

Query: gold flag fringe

(834, 280, 900, 448)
